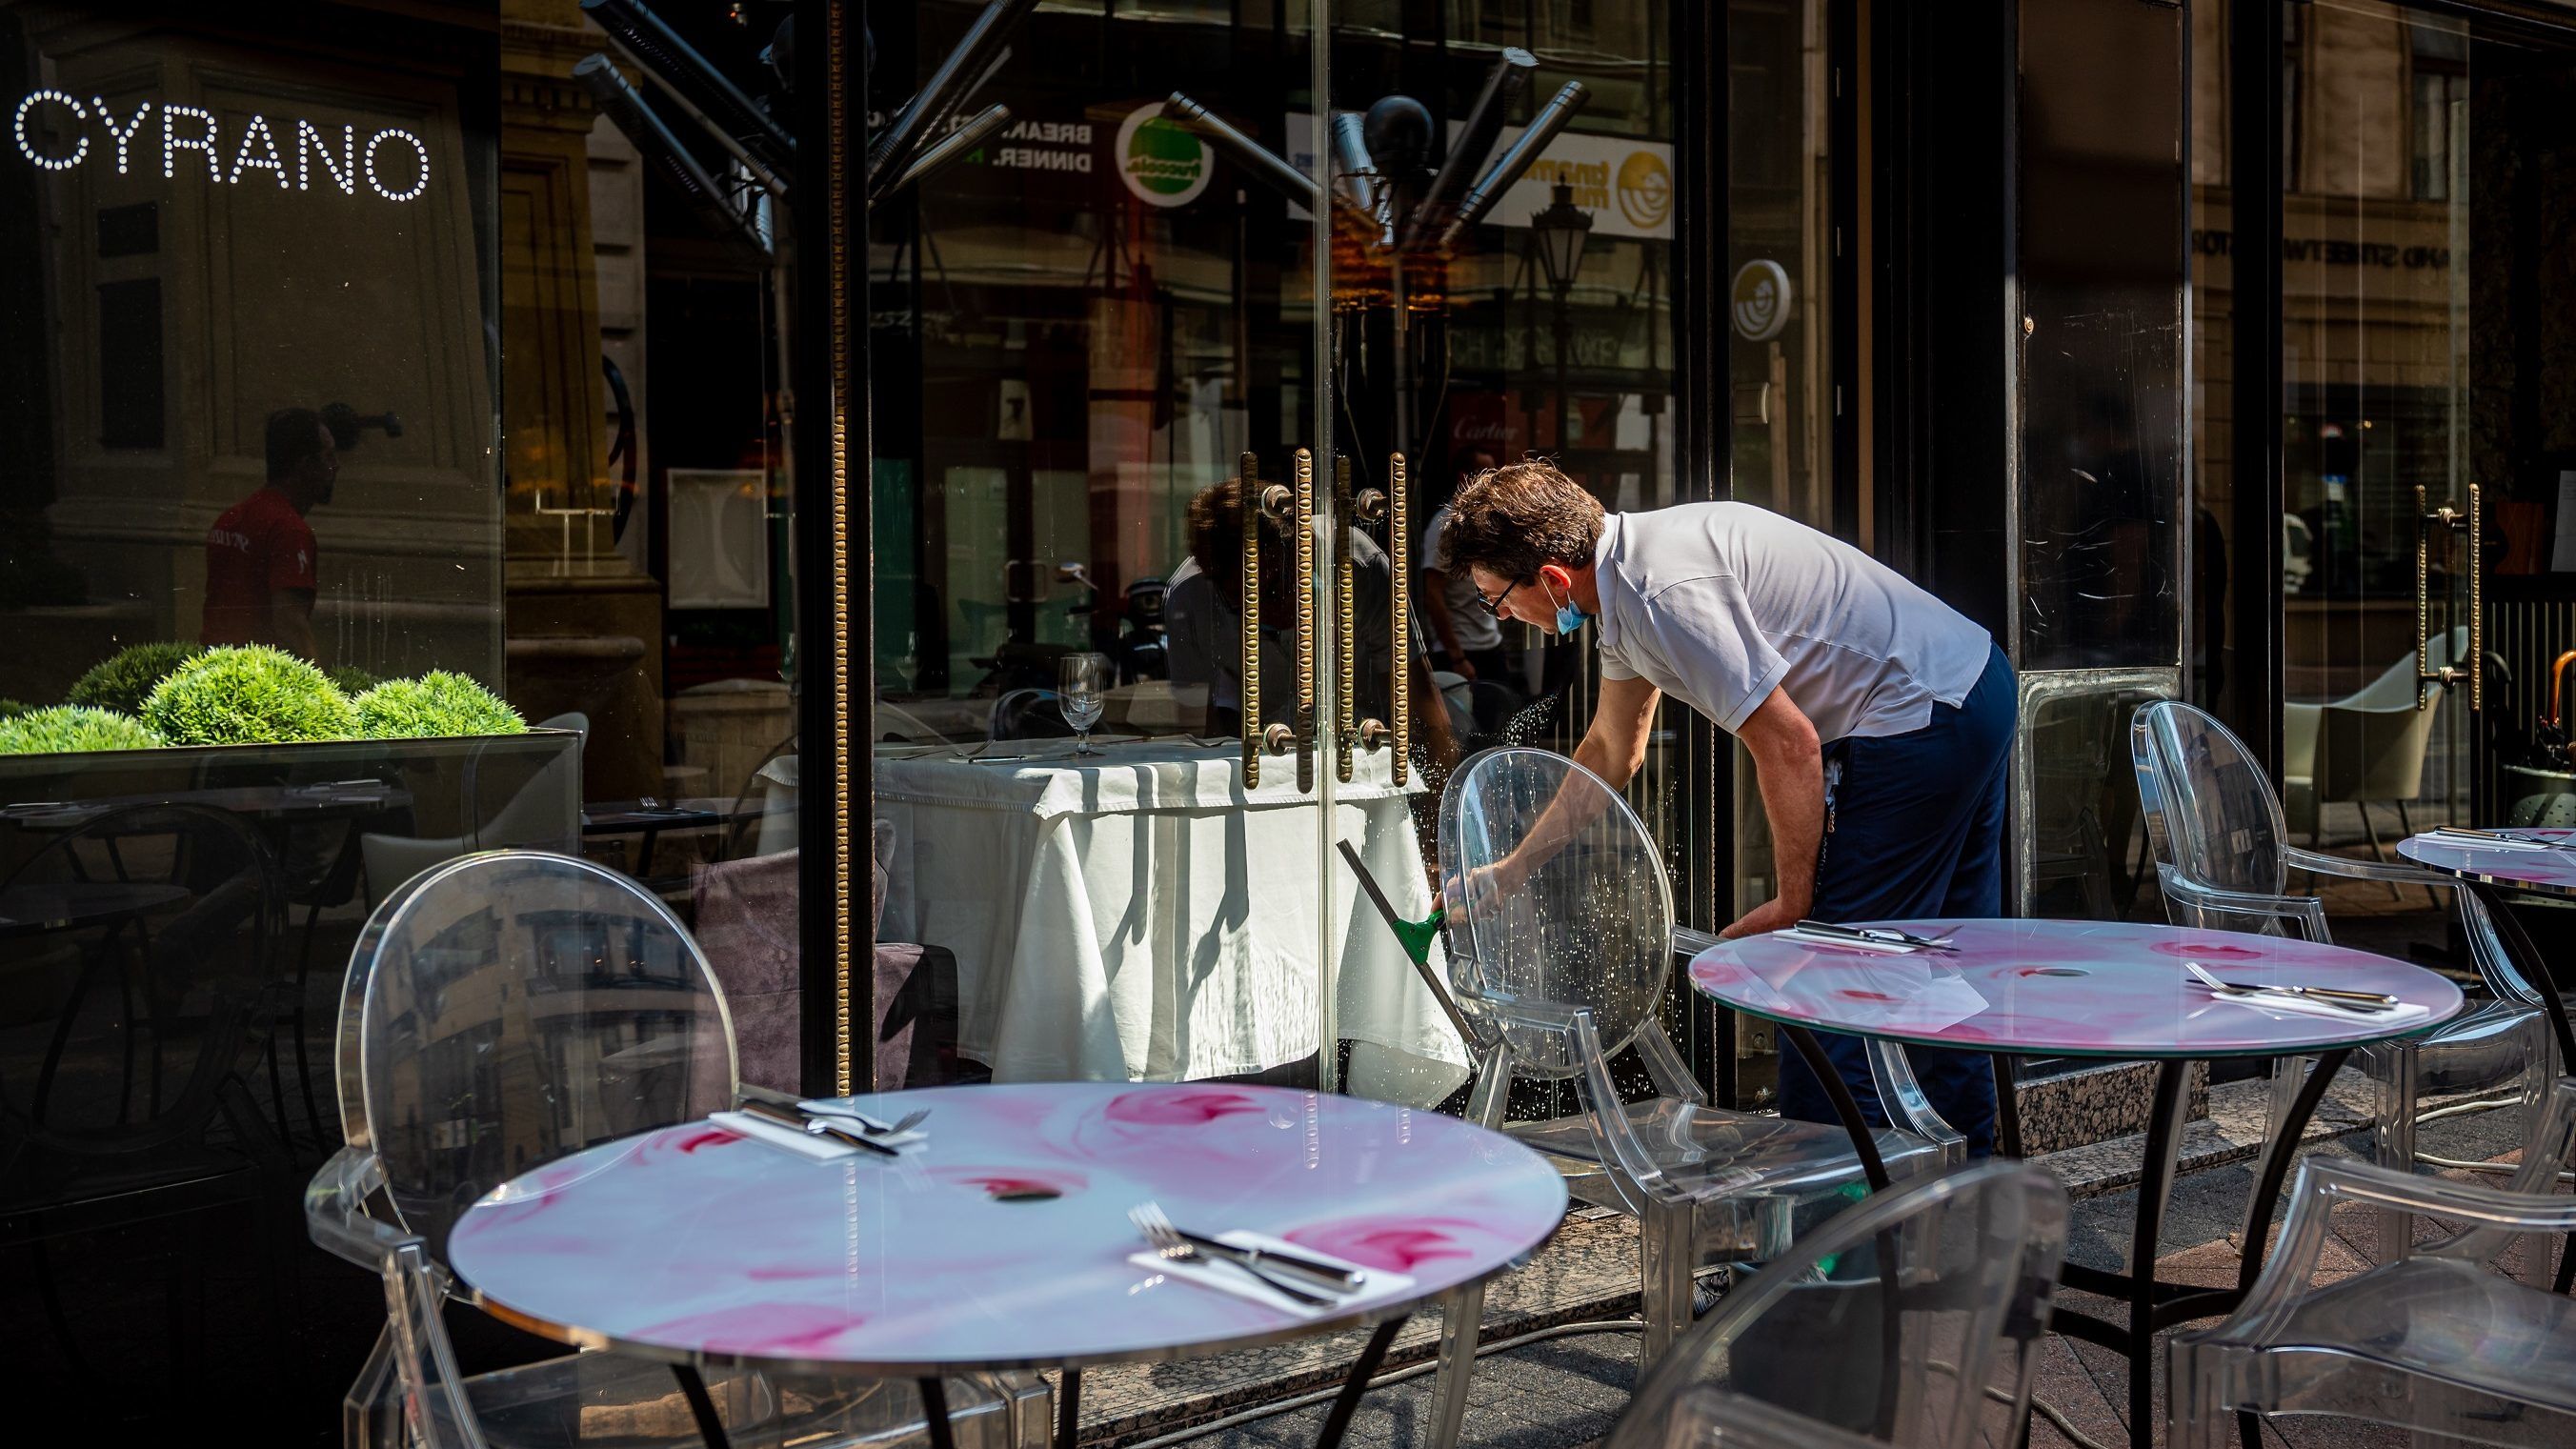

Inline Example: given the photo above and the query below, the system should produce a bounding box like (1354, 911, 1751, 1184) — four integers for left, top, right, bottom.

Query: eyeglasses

(1473, 578, 1528, 618)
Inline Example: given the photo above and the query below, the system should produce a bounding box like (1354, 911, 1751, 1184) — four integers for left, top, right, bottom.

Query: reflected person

(1165, 477, 1458, 772)
(201, 408, 337, 658)
(1439, 461, 2012, 1156)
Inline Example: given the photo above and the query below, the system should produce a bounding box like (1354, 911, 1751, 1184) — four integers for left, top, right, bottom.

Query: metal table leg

(1058, 1366, 1081, 1449)
(2048, 1048, 2351, 1449)
(1779, 1022, 1891, 1190)
(1312, 1316, 1407, 1449)
(673, 1364, 733, 1449)
(921, 1376, 958, 1449)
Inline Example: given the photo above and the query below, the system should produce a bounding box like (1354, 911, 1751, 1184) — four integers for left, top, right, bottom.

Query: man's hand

(1720, 895, 1810, 939)
(1443, 855, 1527, 920)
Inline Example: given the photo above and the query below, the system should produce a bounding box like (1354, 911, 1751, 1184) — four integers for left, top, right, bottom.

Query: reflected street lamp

(1529, 183, 1592, 453)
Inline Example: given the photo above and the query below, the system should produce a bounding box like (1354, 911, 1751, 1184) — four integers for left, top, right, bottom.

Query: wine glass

(1058, 653, 1109, 756)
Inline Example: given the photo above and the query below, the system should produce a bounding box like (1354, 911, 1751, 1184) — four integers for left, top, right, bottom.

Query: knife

(1793, 919, 1958, 953)
(1170, 1229, 1365, 1291)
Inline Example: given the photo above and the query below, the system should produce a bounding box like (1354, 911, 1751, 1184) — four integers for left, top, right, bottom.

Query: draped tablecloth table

(1689, 917, 2465, 1449)
(446, 1082, 1567, 1449)
(873, 738, 1467, 1104)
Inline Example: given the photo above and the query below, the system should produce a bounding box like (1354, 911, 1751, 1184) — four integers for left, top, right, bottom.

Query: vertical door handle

(2415, 484, 2483, 712)
(1239, 452, 1298, 785)
(1291, 446, 1317, 793)
(1353, 453, 1407, 787)
(1335, 455, 1357, 783)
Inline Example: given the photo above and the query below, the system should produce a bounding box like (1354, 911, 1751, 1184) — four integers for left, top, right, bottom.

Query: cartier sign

(12, 90, 429, 202)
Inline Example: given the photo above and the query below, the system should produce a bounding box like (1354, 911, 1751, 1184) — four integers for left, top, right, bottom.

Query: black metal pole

(2226, 0, 2286, 772)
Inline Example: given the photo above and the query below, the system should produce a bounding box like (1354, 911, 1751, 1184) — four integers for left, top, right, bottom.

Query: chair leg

(2357, 801, 2401, 899)
(1423, 1283, 1484, 1449)
(2369, 1041, 2418, 1267)
(1638, 1198, 1695, 1371)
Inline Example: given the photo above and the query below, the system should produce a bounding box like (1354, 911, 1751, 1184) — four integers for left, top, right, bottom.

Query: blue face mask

(1545, 576, 1589, 635)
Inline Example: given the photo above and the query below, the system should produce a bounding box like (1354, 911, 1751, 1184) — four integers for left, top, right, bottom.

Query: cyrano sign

(12, 90, 429, 201)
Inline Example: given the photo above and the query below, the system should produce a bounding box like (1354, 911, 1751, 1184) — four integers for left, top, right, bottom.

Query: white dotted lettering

(295, 117, 354, 193)
(161, 102, 218, 182)
(12, 90, 88, 171)
(228, 113, 287, 187)
(91, 97, 150, 173)
(362, 127, 426, 201)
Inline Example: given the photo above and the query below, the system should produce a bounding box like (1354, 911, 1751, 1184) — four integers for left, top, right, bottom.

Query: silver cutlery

(806, 1105, 932, 1137)
(1131, 1201, 1363, 1291)
(2184, 961, 2394, 1014)
(739, 1098, 901, 1157)
(1792, 919, 1958, 953)
(1129, 1204, 1335, 1306)
(2429, 826, 2576, 851)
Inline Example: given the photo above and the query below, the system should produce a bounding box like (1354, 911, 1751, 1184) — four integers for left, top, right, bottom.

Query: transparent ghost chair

(1603, 1159, 2071, 1449)
(1420, 748, 1960, 1447)
(308, 851, 1048, 1449)
(2168, 1076, 2576, 1448)
(2131, 700, 2565, 1266)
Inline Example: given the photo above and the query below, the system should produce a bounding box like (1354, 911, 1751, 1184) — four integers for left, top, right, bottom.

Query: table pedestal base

(1779, 1026, 2355, 1449)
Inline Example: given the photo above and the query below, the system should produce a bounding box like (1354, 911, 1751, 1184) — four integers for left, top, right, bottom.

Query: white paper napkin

(1771, 926, 1925, 955)
(2204, 993, 2433, 1028)
(1126, 1231, 1413, 1319)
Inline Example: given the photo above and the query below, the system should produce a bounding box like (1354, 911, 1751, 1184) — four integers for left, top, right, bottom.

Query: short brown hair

(1438, 461, 1602, 582)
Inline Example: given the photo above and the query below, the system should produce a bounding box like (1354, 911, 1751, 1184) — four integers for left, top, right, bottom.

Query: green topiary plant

(355, 671, 527, 739)
(327, 664, 386, 697)
(143, 645, 358, 746)
(66, 640, 205, 716)
(0, 705, 165, 755)
(0, 698, 31, 721)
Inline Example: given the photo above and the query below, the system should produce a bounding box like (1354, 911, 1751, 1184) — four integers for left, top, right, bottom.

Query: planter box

(0, 729, 581, 910)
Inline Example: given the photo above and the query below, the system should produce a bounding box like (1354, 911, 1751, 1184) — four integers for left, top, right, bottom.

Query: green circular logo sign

(1116, 103, 1211, 208)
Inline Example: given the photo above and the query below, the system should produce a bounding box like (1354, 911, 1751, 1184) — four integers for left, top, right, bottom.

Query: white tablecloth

(873, 737, 1470, 1106)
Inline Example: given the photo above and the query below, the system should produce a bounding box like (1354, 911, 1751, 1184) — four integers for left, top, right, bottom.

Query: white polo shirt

(1592, 503, 1993, 743)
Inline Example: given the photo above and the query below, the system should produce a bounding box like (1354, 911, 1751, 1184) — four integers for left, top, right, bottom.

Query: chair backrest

(2131, 699, 2291, 901)
(1438, 747, 1673, 1077)
(1605, 1159, 2071, 1449)
(335, 850, 736, 1260)
(0, 803, 282, 1167)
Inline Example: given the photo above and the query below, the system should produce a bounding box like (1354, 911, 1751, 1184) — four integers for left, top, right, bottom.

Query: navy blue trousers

(1774, 642, 2015, 1157)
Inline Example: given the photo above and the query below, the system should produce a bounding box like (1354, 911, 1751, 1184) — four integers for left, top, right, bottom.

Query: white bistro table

(873, 737, 1468, 1104)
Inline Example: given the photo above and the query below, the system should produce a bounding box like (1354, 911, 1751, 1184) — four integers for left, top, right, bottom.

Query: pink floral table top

(444, 1082, 1566, 1375)
(2397, 828, 2576, 897)
(1687, 918, 2463, 1058)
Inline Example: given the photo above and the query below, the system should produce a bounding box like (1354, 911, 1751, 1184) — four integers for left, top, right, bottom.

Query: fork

(2184, 961, 2389, 1014)
(1132, 1200, 1363, 1289)
(1129, 1205, 1333, 1306)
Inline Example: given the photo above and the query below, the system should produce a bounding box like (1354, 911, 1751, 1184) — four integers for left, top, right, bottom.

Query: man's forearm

(1748, 733, 1825, 913)
(1418, 580, 1468, 663)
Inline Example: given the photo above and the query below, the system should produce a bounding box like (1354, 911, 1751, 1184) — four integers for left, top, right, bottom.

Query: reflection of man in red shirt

(203, 408, 336, 656)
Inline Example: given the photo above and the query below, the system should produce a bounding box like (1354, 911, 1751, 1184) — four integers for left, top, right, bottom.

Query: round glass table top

(444, 1082, 1566, 1376)
(1687, 918, 2463, 1058)
(2397, 829, 2576, 899)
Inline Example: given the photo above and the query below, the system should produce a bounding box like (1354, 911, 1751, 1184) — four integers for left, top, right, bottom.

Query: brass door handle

(2415, 483, 2484, 712)
(1354, 454, 1409, 786)
(1239, 452, 1265, 786)
(1293, 447, 1317, 792)
(1335, 456, 1357, 783)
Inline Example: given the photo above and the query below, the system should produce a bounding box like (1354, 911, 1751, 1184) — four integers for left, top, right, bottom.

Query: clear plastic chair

(307, 850, 1046, 1449)
(1603, 1159, 2072, 1449)
(2131, 699, 2561, 1263)
(1419, 748, 1959, 1447)
(2168, 1076, 2576, 1447)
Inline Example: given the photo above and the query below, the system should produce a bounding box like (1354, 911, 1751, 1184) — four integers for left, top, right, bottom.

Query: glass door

(2274, 0, 2479, 964)
(1318, 2, 1688, 1109)
(866, 1, 1369, 1094)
